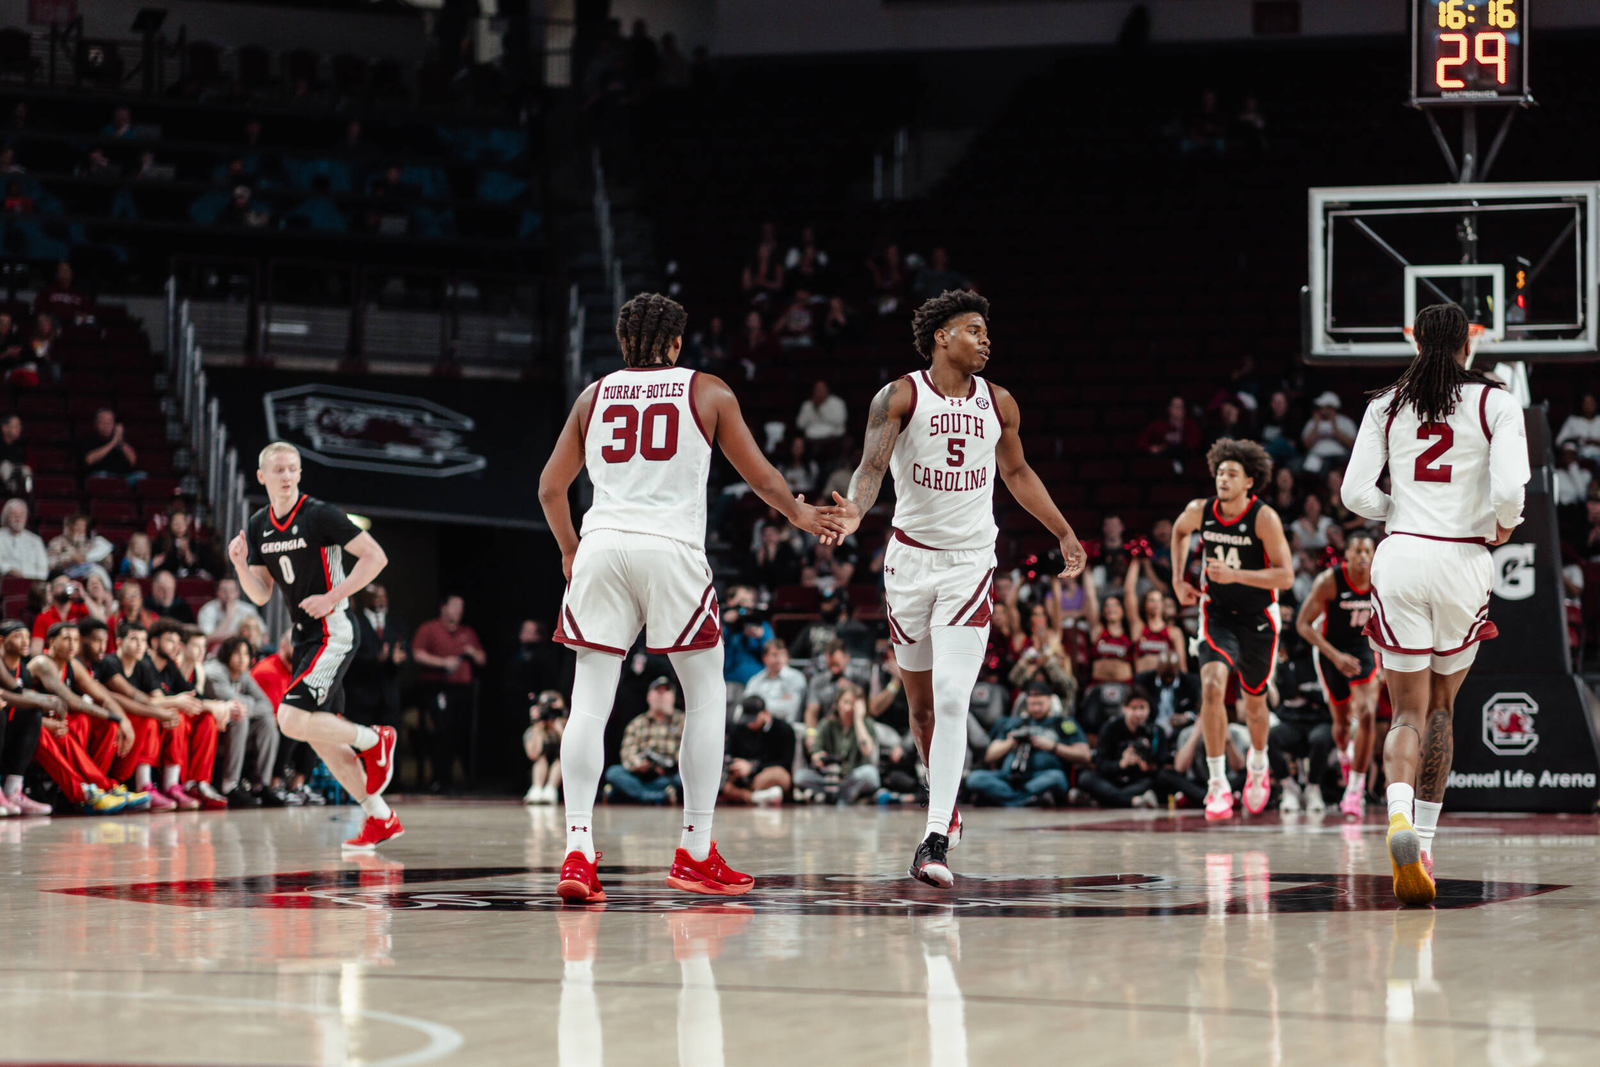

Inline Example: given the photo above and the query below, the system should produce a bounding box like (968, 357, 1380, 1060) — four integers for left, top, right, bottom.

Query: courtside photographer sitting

(523, 689, 566, 805)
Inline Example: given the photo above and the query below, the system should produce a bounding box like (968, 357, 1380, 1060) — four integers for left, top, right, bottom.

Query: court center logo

(263, 384, 487, 477)
(1483, 691, 1540, 756)
(1492, 543, 1536, 601)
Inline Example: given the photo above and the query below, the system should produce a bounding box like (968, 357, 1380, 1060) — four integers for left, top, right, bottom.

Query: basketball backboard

(1307, 181, 1597, 362)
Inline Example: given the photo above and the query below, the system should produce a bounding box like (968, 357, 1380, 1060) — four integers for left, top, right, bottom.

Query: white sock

(567, 810, 595, 861)
(1207, 756, 1227, 785)
(562, 649, 623, 863)
(681, 810, 712, 861)
(669, 644, 728, 863)
(1246, 747, 1268, 773)
(1387, 782, 1415, 821)
(162, 764, 180, 789)
(923, 626, 984, 840)
(134, 765, 152, 789)
(1347, 771, 1366, 795)
(352, 725, 379, 751)
(1413, 799, 1442, 857)
(3, 774, 20, 797)
(360, 794, 392, 820)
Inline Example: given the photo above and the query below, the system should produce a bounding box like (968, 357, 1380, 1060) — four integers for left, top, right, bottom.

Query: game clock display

(1412, 0, 1529, 104)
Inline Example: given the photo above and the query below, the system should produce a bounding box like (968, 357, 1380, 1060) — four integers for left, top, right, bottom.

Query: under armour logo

(570, 825, 588, 832)
(887, 567, 895, 575)
(684, 824, 695, 832)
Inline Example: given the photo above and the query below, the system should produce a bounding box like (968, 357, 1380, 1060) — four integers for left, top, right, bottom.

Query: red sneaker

(359, 726, 398, 797)
(947, 807, 962, 850)
(342, 812, 404, 850)
(665, 842, 754, 896)
(557, 849, 606, 903)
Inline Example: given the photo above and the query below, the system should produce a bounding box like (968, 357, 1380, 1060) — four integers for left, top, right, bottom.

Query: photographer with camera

(721, 695, 794, 807)
(523, 689, 567, 804)
(721, 585, 773, 694)
(30, 574, 90, 655)
(792, 682, 879, 804)
(603, 677, 685, 805)
(965, 678, 1090, 807)
(1078, 687, 1207, 808)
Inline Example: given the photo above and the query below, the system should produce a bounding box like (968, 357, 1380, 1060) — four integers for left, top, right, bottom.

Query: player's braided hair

(1205, 437, 1272, 492)
(1379, 302, 1497, 425)
(911, 289, 990, 361)
(616, 292, 688, 368)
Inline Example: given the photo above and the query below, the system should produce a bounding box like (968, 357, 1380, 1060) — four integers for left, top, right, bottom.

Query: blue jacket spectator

(723, 607, 773, 685)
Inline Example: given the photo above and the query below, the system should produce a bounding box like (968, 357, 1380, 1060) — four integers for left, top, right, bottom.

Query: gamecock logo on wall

(1482, 691, 1540, 757)
(263, 385, 487, 478)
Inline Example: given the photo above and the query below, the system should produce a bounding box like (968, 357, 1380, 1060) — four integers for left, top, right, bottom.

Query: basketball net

(1401, 323, 1529, 408)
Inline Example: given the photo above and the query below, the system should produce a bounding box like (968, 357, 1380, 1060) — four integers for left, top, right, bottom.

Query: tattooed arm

(819, 378, 913, 544)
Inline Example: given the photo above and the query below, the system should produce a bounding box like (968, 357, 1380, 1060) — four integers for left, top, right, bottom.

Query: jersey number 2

(278, 556, 296, 584)
(599, 404, 679, 463)
(1415, 423, 1454, 483)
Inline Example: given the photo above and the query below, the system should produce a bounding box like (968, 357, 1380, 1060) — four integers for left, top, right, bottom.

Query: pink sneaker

(161, 784, 201, 810)
(144, 787, 177, 812)
(1422, 852, 1434, 881)
(8, 791, 52, 816)
(1338, 787, 1364, 819)
(1243, 767, 1271, 815)
(1337, 750, 1352, 785)
(1204, 780, 1234, 822)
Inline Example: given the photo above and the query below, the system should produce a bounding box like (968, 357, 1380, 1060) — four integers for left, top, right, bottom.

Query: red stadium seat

(34, 499, 77, 521)
(1, 576, 32, 598)
(26, 447, 72, 471)
(771, 585, 820, 613)
(89, 500, 137, 524)
(85, 477, 130, 498)
(176, 577, 215, 600)
(138, 477, 179, 503)
(33, 474, 77, 498)
(2, 595, 27, 619)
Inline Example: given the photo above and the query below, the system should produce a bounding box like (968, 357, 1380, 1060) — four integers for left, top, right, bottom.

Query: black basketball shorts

(282, 608, 356, 714)
(1197, 606, 1280, 696)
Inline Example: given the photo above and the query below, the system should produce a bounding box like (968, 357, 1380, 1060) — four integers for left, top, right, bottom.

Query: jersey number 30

(1415, 423, 1454, 483)
(600, 404, 680, 463)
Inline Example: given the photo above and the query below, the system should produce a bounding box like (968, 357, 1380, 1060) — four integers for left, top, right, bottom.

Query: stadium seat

(90, 501, 137, 524)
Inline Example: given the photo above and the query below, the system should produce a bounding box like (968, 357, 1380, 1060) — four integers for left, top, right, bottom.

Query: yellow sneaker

(110, 785, 152, 812)
(1387, 812, 1436, 906)
(79, 784, 129, 815)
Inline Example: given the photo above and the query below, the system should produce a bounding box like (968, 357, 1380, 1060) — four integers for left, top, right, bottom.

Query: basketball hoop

(1401, 322, 1489, 363)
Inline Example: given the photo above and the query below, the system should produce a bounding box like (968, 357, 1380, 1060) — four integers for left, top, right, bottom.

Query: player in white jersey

(821, 290, 1087, 887)
(1342, 303, 1530, 905)
(539, 293, 825, 902)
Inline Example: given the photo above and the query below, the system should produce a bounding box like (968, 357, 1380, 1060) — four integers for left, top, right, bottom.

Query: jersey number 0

(600, 404, 680, 463)
(278, 556, 296, 584)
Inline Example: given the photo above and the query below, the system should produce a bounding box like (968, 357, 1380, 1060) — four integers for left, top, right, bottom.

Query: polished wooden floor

(4, 800, 1599, 1066)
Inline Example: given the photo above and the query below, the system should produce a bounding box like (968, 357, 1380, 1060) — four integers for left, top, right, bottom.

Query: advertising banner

(205, 368, 554, 528)
(1445, 674, 1600, 812)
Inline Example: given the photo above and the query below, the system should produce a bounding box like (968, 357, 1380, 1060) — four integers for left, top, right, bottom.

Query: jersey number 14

(1211, 544, 1242, 569)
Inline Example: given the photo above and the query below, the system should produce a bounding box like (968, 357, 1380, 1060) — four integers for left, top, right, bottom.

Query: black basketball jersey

(1198, 495, 1276, 615)
(1320, 565, 1373, 654)
(246, 495, 363, 636)
(26, 656, 74, 695)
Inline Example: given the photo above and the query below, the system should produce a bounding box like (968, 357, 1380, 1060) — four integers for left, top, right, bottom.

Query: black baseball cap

(1026, 678, 1054, 697)
(648, 675, 674, 691)
(738, 694, 766, 724)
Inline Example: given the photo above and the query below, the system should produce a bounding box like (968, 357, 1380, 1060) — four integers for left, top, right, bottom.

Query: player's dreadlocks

(616, 292, 688, 368)
(1205, 437, 1273, 492)
(1378, 302, 1497, 425)
(911, 289, 990, 361)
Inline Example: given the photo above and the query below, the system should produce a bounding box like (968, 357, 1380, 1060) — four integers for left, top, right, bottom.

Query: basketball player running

(539, 292, 826, 902)
(1342, 303, 1528, 905)
(819, 289, 1087, 887)
(1171, 439, 1294, 822)
(1295, 531, 1380, 817)
(228, 442, 401, 850)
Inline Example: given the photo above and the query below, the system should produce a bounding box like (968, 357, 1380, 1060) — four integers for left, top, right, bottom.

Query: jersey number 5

(599, 404, 680, 463)
(946, 437, 965, 467)
(1415, 423, 1454, 483)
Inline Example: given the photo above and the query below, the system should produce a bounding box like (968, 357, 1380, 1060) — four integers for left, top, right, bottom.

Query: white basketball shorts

(554, 529, 721, 656)
(1365, 534, 1497, 673)
(882, 533, 996, 672)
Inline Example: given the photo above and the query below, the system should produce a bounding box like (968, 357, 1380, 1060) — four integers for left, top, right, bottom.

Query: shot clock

(1412, 0, 1530, 104)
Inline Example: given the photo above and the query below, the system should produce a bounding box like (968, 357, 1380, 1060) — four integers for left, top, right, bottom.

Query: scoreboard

(1411, 0, 1530, 104)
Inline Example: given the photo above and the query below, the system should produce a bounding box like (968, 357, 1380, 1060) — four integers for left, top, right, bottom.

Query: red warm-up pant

(32, 727, 114, 803)
(110, 713, 219, 786)
(66, 712, 121, 779)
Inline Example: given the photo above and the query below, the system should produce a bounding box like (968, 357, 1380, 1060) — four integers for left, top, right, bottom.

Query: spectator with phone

(603, 676, 684, 805)
(793, 682, 879, 804)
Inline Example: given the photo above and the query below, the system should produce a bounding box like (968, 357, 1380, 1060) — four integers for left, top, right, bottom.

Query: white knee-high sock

(671, 644, 727, 862)
(562, 648, 623, 862)
(924, 625, 985, 840)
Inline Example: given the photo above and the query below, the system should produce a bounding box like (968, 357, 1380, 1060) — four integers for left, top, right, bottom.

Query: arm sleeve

(1487, 389, 1530, 530)
(1341, 402, 1392, 523)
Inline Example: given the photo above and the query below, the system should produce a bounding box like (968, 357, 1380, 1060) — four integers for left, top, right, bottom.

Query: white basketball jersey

(581, 366, 712, 547)
(1345, 382, 1528, 543)
(888, 370, 1000, 550)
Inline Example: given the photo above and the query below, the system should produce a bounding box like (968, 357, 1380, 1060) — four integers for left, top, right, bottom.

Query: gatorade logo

(1492, 543, 1536, 601)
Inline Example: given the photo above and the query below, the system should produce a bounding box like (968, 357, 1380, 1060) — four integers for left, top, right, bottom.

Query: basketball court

(5, 802, 1598, 1065)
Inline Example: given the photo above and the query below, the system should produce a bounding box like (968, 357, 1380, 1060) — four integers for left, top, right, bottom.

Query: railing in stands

(592, 149, 623, 325)
(565, 283, 585, 409)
